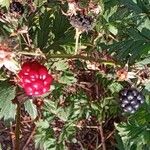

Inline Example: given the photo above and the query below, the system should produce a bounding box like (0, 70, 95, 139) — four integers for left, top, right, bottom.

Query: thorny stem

(18, 51, 120, 67)
(47, 54, 119, 67)
(15, 102, 21, 150)
(75, 28, 81, 55)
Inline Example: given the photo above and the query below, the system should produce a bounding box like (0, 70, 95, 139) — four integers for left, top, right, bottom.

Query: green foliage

(0, 0, 10, 8)
(24, 99, 38, 120)
(115, 96, 150, 150)
(0, 81, 16, 120)
(0, 0, 150, 149)
(35, 119, 57, 150)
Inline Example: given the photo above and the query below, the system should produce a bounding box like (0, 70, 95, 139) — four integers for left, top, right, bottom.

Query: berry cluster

(18, 61, 53, 96)
(9, 2, 24, 15)
(119, 88, 144, 113)
(70, 13, 93, 32)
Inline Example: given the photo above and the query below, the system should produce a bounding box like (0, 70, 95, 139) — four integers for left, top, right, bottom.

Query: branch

(99, 123, 106, 150)
(46, 54, 119, 67)
(18, 51, 120, 67)
(15, 102, 21, 150)
(22, 127, 36, 150)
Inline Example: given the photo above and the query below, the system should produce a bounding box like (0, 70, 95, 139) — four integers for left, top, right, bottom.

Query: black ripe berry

(69, 13, 93, 32)
(9, 2, 24, 15)
(119, 88, 144, 113)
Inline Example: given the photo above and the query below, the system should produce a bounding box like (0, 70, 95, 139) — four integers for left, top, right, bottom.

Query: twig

(26, 33, 31, 47)
(17, 51, 45, 57)
(10, 125, 15, 149)
(15, 102, 21, 150)
(99, 123, 106, 150)
(75, 28, 81, 55)
(93, 32, 103, 45)
(105, 130, 115, 141)
(22, 127, 36, 150)
(96, 130, 115, 150)
(76, 125, 100, 129)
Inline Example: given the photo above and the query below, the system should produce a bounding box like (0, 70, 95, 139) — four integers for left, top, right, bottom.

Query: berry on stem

(119, 88, 144, 113)
(70, 13, 93, 32)
(18, 61, 53, 96)
(9, 2, 24, 15)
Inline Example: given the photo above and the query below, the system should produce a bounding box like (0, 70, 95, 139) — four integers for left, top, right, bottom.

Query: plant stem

(75, 28, 81, 55)
(99, 123, 106, 150)
(47, 54, 119, 67)
(18, 51, 120, 67)
(15, 102, 21, 150)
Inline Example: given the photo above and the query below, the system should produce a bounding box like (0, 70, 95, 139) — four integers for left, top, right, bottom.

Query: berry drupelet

(119, 88, 144, 113)
(18, 61, 53, 96)
(9, 2, 24, 15)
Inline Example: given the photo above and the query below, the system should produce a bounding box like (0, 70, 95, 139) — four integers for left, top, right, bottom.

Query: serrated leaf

(0, 81, 16, 120)
(0, 100, 16, 120)
(0, 0, 10, 8)
(59, 72, 77, 85)
(34, 0, 47, 7)
(24, 100, 38, 119)
(53, 60, 68, 71)
(144, 81, 150, 92)
(115, 131, 125, 150)
(108, 82, 123, 93)
(37, 9, 53, 49)
(108, 24, 118, 35)
(137, 58, 150, 66)
(57, 107, 71, 122)
(36, 119, 50, 129)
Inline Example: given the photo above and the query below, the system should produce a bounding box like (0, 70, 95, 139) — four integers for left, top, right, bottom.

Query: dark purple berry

(137, 94, 144, 101)
(133, 103, 140, 110)
(120, 89, 128, 96)
(127, 93, 134, 101)
(124, 105, 133, 112)
(9, 2, 24, 15)
(119, 88, 144, 113)
(132, 89, 138, 96)
(69, 13, 93, 32)
(130, 99, 138, 105)
(122, 98, 129, 105)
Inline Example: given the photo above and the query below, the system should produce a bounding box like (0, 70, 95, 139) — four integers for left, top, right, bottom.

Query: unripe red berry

(18, 61, 53, 96)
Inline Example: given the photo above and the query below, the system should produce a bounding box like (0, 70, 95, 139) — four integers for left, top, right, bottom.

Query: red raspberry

(18, 61, 53, 96)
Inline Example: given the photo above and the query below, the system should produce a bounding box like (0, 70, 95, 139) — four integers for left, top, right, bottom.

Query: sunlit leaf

(0, 81, 16, 120)
(24, 99, 38, 120)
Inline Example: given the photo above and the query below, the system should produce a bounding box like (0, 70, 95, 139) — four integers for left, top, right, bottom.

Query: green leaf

(34, 0, 47, 7)
(115, 131, 125, 150)
(53, 60, 68, 71)
(0, 0, 10, 8)
(144, 81, 150, 92)
(57, 107, 71, 122)
(59, 72, 77, 85)
(137, 57, 150, 66)
(108, 24, 118, 35)
(36, 119, 50, 129)
(0, 81, 16, 120)
(24, 100, 38, 120)
(37, 9, 54, 49)
(108, 82, 123, 93)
